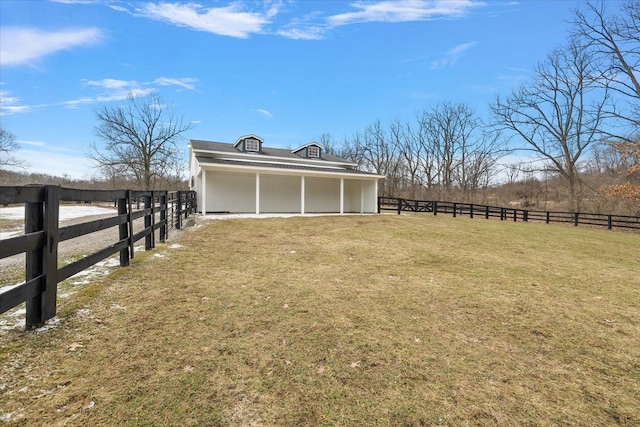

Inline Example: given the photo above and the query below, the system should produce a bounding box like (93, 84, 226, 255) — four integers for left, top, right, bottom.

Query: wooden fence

(378, 197, 640, 231)
(0, 186, 197, 328)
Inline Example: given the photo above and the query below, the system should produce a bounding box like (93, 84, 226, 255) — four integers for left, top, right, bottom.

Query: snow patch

(34, 317, 61, 333)
(169, 243, 182, 249)
(0, 230, 21, 239)
(1, 205, 117, 221)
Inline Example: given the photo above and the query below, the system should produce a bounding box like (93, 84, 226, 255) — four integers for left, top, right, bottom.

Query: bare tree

(389, 117, 422, 198)
(573, 0, 640, 138)
(89, 94, 193, 190)
(491, 40, 607, 211)
(353, 119, 402, 196)
(0, 128, 25, 170)
(422, 102, 480, 200)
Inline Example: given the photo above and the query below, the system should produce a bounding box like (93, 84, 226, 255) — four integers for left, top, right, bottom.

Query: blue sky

(0, 0, 613, 179)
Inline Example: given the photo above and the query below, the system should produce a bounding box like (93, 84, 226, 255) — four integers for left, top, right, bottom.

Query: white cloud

(0, 26, 103, 67)
(277, 1, 484, 40)
(1, 76, 197, 114)
(277, 26, 326, 40)
(18, 140, 46, 147)
(61, 77, 196, 107)
(328, 0, 484, 26)
(135, 2, 277, 38)
(0, 90, 32, 116)
(154, 77, 198, 91)
(255, 109, 273, 119)
(430, 41, 477, 69)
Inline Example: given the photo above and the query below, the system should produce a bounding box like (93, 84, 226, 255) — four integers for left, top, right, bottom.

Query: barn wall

(260, 175, 301, 213)
(206, 171, 255, 213)
(304, 177, 340, 213)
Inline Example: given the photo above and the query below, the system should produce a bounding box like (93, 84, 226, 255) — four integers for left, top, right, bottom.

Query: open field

(1, 214, 639, 426)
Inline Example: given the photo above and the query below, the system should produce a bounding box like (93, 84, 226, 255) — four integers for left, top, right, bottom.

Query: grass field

(1, 214, 639, 426)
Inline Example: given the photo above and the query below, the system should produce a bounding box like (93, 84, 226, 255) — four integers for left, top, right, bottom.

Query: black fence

(378, 197, 640, 231)
(0, 186, 197, 328)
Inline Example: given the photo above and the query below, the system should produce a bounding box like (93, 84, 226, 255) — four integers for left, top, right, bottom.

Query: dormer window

(308, 145, 320, 158)
(234, 134, 264, 153)
(245, 138, 260, 152)
(292, 142, 323, 159)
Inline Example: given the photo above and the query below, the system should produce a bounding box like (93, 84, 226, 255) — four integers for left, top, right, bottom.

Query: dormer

(292, 142, 323, 159)
(234, 134, 264, 153)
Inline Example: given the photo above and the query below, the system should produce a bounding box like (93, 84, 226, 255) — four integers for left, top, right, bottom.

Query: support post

(485, 205, 489, 219)
(127, 190, 134, 259)
(118, 193, 130, 267)
(300, 176, 305, 214)
(176, 191, 182, 229)
(43, 185, 60, 321)
(145, 194, 152, 250)
(397, 198, 401, 215)
(201, 169, 207, 215)
(340, 178, 344, 214)
(453, 203, 457, 218)
(25, 197, 44, 328)
(470, 204, 474, 219)
(433, 200, 438, 216)
(255, 173, 260, 215)
(374, 180, 378, 213)
(607, 215, 612, 230)
(151, 191, 156, 247)
(574, 212, 579, 227)
(160, 192, 167, 243)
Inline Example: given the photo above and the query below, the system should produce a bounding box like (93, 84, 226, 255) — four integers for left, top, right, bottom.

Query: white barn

(189, 135, 384, 214)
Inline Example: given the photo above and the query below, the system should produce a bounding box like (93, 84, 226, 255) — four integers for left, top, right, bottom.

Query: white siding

(304, 177, 340, 213)
(206, 171, 255, 213)
(260, 175, 301, 213)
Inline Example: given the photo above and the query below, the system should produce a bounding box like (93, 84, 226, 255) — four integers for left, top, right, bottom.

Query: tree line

(1, 1, 638, 212)
(320, 1, 638, 213)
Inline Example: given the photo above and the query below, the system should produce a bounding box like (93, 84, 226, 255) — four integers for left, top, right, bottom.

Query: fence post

(118, 194, 130, 267)
(513, 210, 517, 222)
(377, 197, 381, 213)
(470, 204, 474, 219)
(453, 203, 457, 218)
(42, 185, 59, 321)
(145, 194, 152, 250)
(160, 192, 167, 243)
(150, 191, 156, 248)
(433, 201, 438, 216)
(607, 215, 612, 230)
(524, 210, 529, 222)
(397, 198, 401, 215)
(546, 211, 550, 224)
(25, 196, 44, 328)
(176, 190, 183, 229)
(574, 212, 579, 226)
(485, 205, 489, 219)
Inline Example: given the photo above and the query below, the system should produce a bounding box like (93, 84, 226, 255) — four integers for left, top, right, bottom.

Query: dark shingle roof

(190, 139, 355, 165)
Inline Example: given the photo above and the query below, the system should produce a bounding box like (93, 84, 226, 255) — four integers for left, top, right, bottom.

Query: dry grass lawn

(1, 214, 639, 426)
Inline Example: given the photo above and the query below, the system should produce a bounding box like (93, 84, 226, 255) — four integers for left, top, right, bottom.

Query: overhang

(195, 156, 384, 180)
